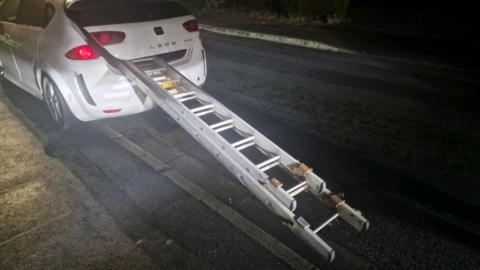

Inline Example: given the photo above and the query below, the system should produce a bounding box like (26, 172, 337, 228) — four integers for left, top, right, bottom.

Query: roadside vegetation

(178, 0, 350, 23)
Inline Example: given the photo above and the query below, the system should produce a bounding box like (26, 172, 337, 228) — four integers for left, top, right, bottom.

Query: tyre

(42, 75, 73, 130)
(0, 65, 5, 86)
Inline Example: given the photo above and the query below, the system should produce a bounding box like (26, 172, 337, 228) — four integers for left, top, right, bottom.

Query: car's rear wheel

(42, 75, 73, 130)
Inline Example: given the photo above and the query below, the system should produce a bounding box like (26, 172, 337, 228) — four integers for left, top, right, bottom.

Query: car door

(9, 0, 46, 96)
(0, 0, 21, 82)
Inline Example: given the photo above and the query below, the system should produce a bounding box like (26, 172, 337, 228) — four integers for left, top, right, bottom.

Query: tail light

(91, 31, 125, 46)
(65, 31, 125, 60)
(65, 45, 98, 60)
(183, 20, 198, 32)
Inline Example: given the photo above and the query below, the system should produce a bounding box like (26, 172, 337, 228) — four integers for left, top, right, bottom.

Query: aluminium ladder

(83, 29, 369, 262)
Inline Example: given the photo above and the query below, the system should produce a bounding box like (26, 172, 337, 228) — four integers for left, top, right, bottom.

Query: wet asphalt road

(2, 31, 480, 269)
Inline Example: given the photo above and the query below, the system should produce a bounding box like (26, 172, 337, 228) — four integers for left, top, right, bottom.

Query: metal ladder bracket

(291, 163, 313, 176)
(291, 163, 326, 196)
(262, 179, 297, 211)
(330, 194, 369, 232)
(306, 173, 326, 196)
(270, 177, 283, 189)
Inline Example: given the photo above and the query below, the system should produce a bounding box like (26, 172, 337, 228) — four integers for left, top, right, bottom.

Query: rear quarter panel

(36, 5, 108, 120)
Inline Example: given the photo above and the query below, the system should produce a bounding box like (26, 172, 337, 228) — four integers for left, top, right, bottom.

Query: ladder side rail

(119, 58, 298, 219)
(121, 60, 298, 211)
(157, 59, 328, 196)
(155, 59, 368, 233)
(114, 59, 335, 262)
(119, 58, 339, 259)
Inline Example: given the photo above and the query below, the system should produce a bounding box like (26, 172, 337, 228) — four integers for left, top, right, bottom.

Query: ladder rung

(232, 136, 255, 149)
(256, 156, 281, 172)
(286, 181, 308, 197)
(210, 119, 234, 129)
(138, 64, 155, 70)
(174, 92, 196, 99)
(194, 109, 214, 117)
(143, 67, 166, 74)
(191, 104, 214, 114)
(259, 160, 280, 172)
(236, 142, 256, 151)
(313, 213, 340, 234)
(213, 124, 234, 133)
(152, 76, 166, 81)
(179, 95, 197, 102)
(134, 61, 153, 66)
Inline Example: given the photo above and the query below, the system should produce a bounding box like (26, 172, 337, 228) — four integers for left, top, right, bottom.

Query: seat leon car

(0, 0, 207, 129)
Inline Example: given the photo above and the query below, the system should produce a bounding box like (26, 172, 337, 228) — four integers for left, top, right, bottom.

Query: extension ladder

(83, 30, 369, 263)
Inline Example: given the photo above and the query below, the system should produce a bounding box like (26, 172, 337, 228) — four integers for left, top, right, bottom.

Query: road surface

(1, 31, 479, 269)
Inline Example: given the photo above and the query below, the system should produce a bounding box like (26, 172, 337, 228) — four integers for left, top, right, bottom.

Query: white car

(0, 0, 207, 129)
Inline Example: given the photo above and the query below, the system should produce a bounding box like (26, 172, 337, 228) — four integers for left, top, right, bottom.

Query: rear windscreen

(66, 0, 191, 26)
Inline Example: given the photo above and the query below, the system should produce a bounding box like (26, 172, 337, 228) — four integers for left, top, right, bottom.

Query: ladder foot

(330, 194, 369, 232)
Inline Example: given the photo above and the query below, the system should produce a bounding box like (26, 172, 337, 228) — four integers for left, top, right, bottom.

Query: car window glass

(67, 0, 191, 27)
(0, 0, 21, 22)
(16, 0, 46, 27)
